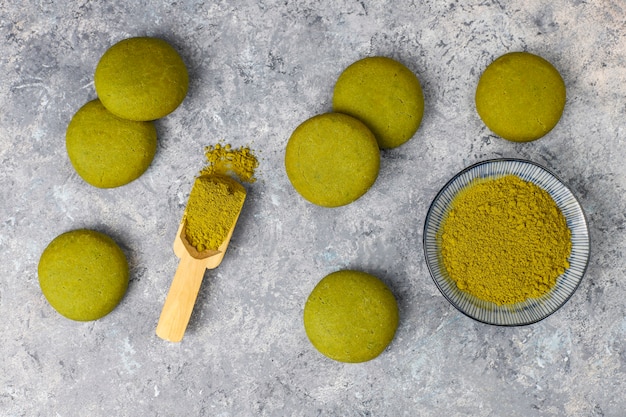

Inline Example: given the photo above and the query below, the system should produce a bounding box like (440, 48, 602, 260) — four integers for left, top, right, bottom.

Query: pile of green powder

(199, 143, 259, 183)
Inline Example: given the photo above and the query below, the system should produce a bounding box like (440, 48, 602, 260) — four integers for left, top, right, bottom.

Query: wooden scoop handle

(156, 252, 211, 342)
(156, 218, 238, 342)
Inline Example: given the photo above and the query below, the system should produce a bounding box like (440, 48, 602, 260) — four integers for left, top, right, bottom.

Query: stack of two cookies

(66, 37, 189, 188)
(285, 56, 425, 208)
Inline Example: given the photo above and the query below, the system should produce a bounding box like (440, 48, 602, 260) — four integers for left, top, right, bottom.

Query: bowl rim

(422, 158, 590, 326)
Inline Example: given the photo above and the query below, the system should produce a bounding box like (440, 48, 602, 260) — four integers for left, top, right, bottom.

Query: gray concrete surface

(1, 1, 625, 416)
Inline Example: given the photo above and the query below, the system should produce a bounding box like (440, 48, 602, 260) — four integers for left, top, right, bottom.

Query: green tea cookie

(38, 229, 129, 321)
(66, 99, 157, 188)
(285, 113, 380, 207)
(475, 52, 566, 142)
(94, 37, 189, 121)
(304, 270, 399, 363)
(333, 56, 424, 149)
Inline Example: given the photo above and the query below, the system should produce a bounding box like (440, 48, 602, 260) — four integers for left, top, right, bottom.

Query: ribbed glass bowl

(423, 159, 590, 326)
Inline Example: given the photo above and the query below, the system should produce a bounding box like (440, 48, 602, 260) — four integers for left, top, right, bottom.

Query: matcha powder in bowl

(423, 159, 590, 326)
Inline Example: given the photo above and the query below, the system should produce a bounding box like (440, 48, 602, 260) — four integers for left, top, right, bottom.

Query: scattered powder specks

(200, 143, 259, 183)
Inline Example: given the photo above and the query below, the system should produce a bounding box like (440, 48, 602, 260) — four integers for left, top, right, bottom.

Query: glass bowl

(423, 158, 590, 326)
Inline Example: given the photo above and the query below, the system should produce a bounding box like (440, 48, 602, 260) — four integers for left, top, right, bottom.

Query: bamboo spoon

(156, 176, 246, 342)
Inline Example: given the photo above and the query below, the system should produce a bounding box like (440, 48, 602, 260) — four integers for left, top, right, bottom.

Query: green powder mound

(475, 52, 566, 142)
(199, 143, 259, 184)
(38, 229, 129, 321)
(333, 56, 424, 149)
(303, 270, 399, 363)
(94, 37, 189, 121)
(66, 99, 157, 188)
(184, 174, 247, 252)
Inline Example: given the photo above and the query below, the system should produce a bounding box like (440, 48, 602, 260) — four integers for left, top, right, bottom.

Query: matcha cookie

(66, 99, 157, 188)
(304, 270, 399, 363)
(94, 37, 189, 121)
(38, 229, 129, 321)
(333, 56, 424, 149)
(475, 52, 566, 142)
(285, 113, 380, 208)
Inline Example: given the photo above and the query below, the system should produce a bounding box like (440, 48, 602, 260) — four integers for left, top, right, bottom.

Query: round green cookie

(285, 113, 380, 207)
(38, 229, 129, 321)
(66, 99, 157, 188)
(304, 270, 399, 363)
(333, 56, 424, 149)
(94, 37, 189, 121)
(475, 52, 566, 142)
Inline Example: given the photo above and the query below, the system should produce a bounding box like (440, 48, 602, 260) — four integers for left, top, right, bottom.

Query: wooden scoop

(156, 175, 246, 342)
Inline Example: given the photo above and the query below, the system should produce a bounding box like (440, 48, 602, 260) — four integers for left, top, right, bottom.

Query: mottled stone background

(1, 1, 625, 416)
